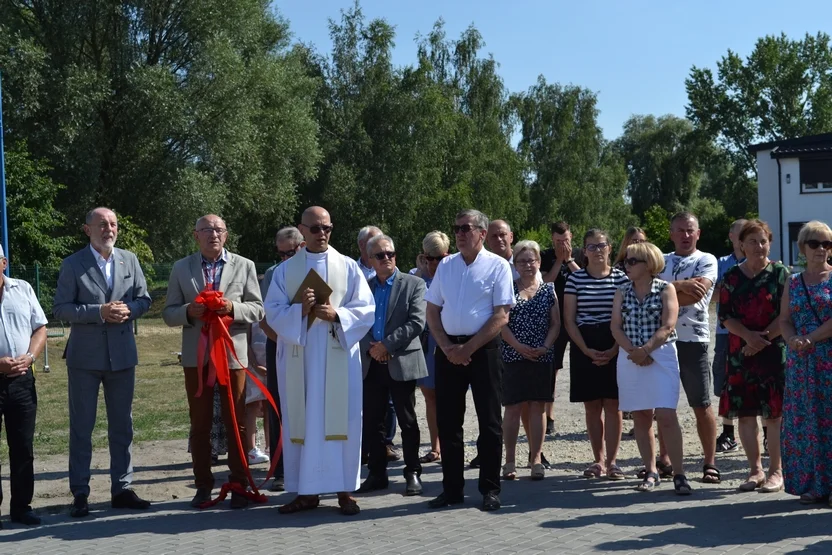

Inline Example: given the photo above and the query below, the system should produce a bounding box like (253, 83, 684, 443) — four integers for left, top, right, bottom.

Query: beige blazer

(163, 251, 264, 368)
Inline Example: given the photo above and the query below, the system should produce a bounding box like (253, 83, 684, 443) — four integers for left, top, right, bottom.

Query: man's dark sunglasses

(301, 224, 333, 234)
(373, 251, 396, 260)
(624, 258, 646, 266)
(806, 239, 832, 250)
(277, 246, 300, 259)
(452, 224, 480, 234)
(425, 254, 447, 262)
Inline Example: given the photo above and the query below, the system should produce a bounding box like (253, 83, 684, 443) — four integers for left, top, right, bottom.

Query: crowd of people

(1, 206, 832, 526)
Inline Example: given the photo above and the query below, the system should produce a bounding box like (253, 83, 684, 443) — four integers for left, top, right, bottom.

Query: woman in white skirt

(610, 242, 691, 495)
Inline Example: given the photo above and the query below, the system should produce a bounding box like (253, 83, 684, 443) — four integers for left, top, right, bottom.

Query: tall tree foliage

(686, 32, 832, 176)
(0, 0, 320, 261)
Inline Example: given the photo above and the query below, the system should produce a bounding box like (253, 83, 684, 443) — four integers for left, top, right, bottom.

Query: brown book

(290, 269, 333, 329)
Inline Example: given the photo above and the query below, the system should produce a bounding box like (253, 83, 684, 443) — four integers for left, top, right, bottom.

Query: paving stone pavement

(1, 466, 831, 554)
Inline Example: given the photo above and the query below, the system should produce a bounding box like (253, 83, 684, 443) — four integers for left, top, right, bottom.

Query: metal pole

(0, 72, 9, 276)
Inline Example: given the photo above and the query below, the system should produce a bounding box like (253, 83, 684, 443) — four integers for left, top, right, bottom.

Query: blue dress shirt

(372, 270, 397, 341)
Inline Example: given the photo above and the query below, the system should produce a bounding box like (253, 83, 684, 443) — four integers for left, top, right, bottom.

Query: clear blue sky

(276, 0, 831, 140)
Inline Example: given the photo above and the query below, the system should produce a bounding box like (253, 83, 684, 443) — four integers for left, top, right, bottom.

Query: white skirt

(617, 342, 680, 411)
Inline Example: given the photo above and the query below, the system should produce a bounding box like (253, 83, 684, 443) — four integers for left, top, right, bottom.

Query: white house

(751, 133, 832, 266)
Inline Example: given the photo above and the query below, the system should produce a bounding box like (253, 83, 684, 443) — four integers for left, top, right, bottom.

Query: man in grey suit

(163, 214, 264, 509)
(53, 207, 152, 517)
(357, 234, 428, 496)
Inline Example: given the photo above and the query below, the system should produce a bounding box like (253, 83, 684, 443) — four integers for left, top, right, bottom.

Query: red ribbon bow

(193, 288, 282, 508)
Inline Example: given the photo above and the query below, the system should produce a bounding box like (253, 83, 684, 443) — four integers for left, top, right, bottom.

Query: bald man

(265, 206, 374, 516)
(163, 214, 264, 509)
(54, 207, 152, 517)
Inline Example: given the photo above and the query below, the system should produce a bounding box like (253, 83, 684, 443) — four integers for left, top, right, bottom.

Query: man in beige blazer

(163, 214, 264, 509)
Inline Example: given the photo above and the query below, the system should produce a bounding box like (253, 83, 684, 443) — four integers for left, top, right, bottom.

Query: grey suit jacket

(53, 246, 152, 371)
(162, 251, 264, 369)
(360, 271, 428, 382)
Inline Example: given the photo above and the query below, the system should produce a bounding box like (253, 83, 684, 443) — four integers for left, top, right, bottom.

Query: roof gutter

(773, 147, 785, 264)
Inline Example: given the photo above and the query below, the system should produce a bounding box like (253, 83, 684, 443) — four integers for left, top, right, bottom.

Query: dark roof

(748, 133, 832, 157)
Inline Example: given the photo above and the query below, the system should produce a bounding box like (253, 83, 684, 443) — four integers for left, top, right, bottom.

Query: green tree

(686, 32, 832, 176)
(0, 0, 320, 261)
(641, 204, 671, 252)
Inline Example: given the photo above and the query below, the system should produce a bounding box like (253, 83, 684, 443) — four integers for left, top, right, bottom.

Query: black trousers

(0, 368, 37, 516)
(435, 337, 503, 497)
(363, 360, 421, 477)
(265, 339, 284, 478)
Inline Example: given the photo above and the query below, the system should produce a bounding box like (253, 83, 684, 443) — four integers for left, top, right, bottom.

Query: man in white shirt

(425, 209, 514, 512)
(657, 211, 721, 484)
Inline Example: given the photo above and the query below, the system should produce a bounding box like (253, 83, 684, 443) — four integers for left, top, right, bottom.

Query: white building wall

(780, 157, 832, 265)
(756, 150, 781, 260)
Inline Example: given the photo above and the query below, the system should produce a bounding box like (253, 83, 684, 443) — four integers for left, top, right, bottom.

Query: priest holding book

(264, 206, 375, 516)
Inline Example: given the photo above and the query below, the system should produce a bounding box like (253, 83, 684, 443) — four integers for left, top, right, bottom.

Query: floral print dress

(783, 272, 832, 498)
(717, 262, 788, 419)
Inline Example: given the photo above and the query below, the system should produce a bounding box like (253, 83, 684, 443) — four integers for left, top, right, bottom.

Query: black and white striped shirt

(564, 268, 629, 326)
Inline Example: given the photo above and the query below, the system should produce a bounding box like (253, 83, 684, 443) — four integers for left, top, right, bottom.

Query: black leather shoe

(469, 455, 481, 468)
(404, 472, 423, 496)
(482, 492, 501, 511)
(357, 474, 389, 494)
(230, 491, 249, 509)
(428, 492, 464, 509)
(70, 494, 89, 518)
(269, 475, 285, 492)
(11, 509, 41, 526)
(112, 490, 151, 510)
(191, 488, 213, 508)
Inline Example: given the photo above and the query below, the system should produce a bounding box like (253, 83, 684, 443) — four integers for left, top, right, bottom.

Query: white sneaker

(248, 447, 270, 465)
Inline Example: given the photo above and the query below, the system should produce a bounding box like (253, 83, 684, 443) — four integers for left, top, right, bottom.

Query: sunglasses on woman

(424, 254, 447, 262)
(805, 239, 832, 250)
(624, 258, 646, 266)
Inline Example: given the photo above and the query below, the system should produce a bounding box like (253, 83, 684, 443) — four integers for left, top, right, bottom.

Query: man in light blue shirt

(0, 246, 48, 526)
(713, 219, 746, 454)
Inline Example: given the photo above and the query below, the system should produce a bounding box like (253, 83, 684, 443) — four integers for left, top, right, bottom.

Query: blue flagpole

(0, 72, 8, 276)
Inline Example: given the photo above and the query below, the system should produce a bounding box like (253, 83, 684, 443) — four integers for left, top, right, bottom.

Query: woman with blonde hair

(611, 241, 690, 494)
(780, 220, 832, 505)
(416, 231, 450, 464)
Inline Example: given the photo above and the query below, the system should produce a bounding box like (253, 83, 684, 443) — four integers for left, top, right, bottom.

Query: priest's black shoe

(112, 490, 151, 510)
(427, 492, 464, 509)
(357, 474, 389, 494)
(230, 491, 249, 509)
(70, 494, 89, 518)
(469, 455, 481, 468)
(11, 509, 41, 526)
(404, 472, 423, 496)
(481, 492, 501, 512)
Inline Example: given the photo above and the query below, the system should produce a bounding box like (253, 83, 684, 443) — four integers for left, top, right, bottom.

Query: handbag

(799, 273, 825, 326)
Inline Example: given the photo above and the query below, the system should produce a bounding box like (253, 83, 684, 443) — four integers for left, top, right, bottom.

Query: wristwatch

(26, 352, 36, 365)
(565, 258, 575, 264)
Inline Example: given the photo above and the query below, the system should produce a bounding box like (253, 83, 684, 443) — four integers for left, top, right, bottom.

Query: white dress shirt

(425, 249, 515, 336)
(90, 244, 115, 291)
(0, 277, 48, 359)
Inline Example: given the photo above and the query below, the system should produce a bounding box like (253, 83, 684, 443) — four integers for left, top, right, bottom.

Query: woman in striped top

(564, 229, 629, 480)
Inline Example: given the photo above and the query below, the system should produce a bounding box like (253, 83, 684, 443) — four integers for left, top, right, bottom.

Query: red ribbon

(193, 288, 283, 508)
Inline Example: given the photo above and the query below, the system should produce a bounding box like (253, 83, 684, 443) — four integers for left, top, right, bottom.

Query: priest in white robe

(265, 206, 374, 516)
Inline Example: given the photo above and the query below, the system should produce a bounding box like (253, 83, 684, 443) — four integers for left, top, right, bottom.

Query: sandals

(502, 462, 517, 481)
(419, 451, 441, 464)
(530, 463, 545, 481)
(636, 471, 660, 492)
(337, 493, 360, 516)
(606, 464, 625, 481)
(799, 493, 828, 505)
(702, 464, 721, 484)
(673, 474, 693, 495)
(278, 494, 320, 514)
(583, 463, 603, 478)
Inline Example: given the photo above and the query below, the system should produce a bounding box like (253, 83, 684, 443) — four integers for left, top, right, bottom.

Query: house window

(799, 159, 832, 193)
(789, 222, 807, 266)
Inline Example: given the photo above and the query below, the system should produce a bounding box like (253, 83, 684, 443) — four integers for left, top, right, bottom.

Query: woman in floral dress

(718, 220, 788, 493)
(779, 220, 832, 505)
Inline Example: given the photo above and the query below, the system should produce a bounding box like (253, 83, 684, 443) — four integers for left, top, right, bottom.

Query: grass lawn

(0, 323, 189, 459)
